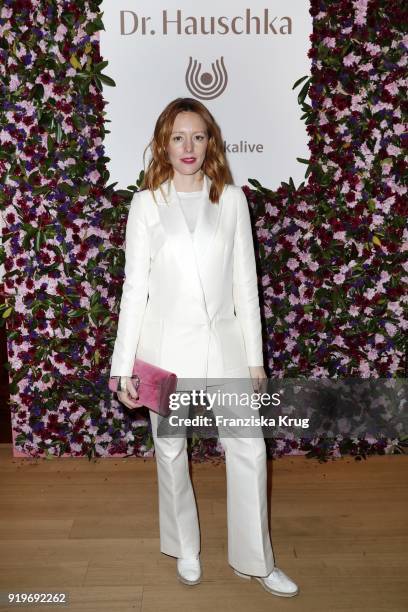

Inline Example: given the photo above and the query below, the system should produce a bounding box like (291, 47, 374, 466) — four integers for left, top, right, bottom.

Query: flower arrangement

(0, 0, 406, 461)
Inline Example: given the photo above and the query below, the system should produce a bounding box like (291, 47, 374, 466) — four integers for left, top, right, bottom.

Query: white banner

(100, 1, 312, 189)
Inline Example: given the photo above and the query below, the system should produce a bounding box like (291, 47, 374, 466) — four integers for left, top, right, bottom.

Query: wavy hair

(141, 98, 233, 204)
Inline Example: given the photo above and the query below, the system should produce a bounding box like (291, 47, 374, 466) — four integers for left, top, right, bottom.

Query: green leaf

(94, 76, 103, 91)
(70, 54, 82, 70)
(31, 83, 44, 100)
(298, 79, 310, 105)
(94, 60, 109, 71)
(68, 308, 87, 318)
(61, 12, 75, 27)
(98, 73, 116, 87)
(59, 182, 75, 195)
(114, 189, 134, 199)
(72, 114, 83, 130)
(90, 291, 100, 307)
(92, 16, 105, 31)
(247, 178, 273, 196)
(136, 170, 145, 189)
(292, 75, 309, 90)
(79, 183, 91, 196)
(47, 135, 54, 152)
(2, 307, 12, 319)
(56, 122, 63, 144)
(32, 185, 52, 196)
(35, 230, 43, 252)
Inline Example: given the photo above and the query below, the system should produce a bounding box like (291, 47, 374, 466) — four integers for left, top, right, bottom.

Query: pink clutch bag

(109, 358, 178, 417)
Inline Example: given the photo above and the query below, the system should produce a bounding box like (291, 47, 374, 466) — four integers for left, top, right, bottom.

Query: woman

(109, 98, 299, 597)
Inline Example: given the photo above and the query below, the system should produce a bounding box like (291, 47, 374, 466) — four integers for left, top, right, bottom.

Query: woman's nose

(184, 139, 193, 152)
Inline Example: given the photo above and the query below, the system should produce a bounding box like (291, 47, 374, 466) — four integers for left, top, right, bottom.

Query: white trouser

(148, 379, 275, 577)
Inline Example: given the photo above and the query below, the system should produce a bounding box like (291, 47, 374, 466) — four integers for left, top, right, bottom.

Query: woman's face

(166, 111, 209, 177)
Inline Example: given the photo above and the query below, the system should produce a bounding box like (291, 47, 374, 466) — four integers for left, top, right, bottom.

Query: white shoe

(234, 566, 299, 597)
(176, 556, 202, 585)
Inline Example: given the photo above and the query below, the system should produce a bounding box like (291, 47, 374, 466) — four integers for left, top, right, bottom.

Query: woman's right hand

(117, 376, 142, 410)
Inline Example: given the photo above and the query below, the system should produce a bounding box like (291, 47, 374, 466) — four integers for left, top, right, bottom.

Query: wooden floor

(0, 444, 407, 612)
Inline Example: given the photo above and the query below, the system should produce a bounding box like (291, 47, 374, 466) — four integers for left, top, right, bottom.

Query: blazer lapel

(192, 175, 221, 281)
(153, 173, 222, 315)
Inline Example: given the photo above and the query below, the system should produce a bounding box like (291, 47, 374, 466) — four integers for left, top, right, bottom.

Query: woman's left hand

(249, 366, 267, 393)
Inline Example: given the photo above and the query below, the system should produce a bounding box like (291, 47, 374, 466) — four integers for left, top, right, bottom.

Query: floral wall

(0, 0, 406, 460)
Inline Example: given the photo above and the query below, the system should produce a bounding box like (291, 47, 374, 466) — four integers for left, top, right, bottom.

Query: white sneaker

(176, 556, 202, 585)
(234, 566, 299, 597)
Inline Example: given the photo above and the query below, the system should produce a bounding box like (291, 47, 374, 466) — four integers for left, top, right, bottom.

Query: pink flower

(286, 258, 299, 270)
(1, 7, 12, 18)
(0, 129, 13, 144)
(388, 302, 403, 316)
(257, 228, 269, 239)
(384, 82, 399, 96)
(88, 170, 101, 184)
(288, 294, 300, 305)
(384, 322, 397, 337)
(353, 0, 369, 26)
(285, 312, 297, 323)
(358, 360, 371, 377)
(343, 52, 360, 67)
(386, 144, 401, 156)
(379, 163, 389, 176)
(333, 273, 345, 284)
(55, 24, 68, 42)
(371, 214, 384, 227)
(365, 43, 381, 56)
(379, 196, 395, 214)
(266, 202, 278, 216)
(9, 74, 20, 91)
(394, 123, 405, 135)
(322, 37, 336, 48)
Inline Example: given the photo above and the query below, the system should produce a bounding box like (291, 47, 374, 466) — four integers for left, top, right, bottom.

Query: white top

(177, 190, 203, 234)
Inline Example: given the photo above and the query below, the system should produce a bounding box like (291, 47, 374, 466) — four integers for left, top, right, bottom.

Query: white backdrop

(99, 1, 312, 190)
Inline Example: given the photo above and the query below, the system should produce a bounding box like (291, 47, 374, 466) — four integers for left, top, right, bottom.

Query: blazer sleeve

(109, 191, 150, 378)
(232, 187, 264, 367)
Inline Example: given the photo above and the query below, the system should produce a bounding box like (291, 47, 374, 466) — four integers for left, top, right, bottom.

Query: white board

(99, 1, 312, 189)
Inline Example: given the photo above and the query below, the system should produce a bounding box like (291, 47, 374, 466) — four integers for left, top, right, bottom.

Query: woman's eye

(172, 134, 206, 143)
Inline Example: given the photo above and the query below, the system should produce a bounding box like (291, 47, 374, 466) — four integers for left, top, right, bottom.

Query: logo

(185, 56, 228, 100)
(120, 10, 293, 36)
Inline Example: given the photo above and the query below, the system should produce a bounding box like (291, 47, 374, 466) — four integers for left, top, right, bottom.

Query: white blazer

(109, 173, 264, 381)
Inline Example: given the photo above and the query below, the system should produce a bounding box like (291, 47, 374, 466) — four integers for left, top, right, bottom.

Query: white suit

(110, 173, 275, 576)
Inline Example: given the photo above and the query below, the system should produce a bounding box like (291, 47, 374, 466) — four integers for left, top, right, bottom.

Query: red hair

(141, 97, 233, 204)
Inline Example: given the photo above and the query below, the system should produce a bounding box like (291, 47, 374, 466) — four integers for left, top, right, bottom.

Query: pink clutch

(109, 358, 178, 417)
